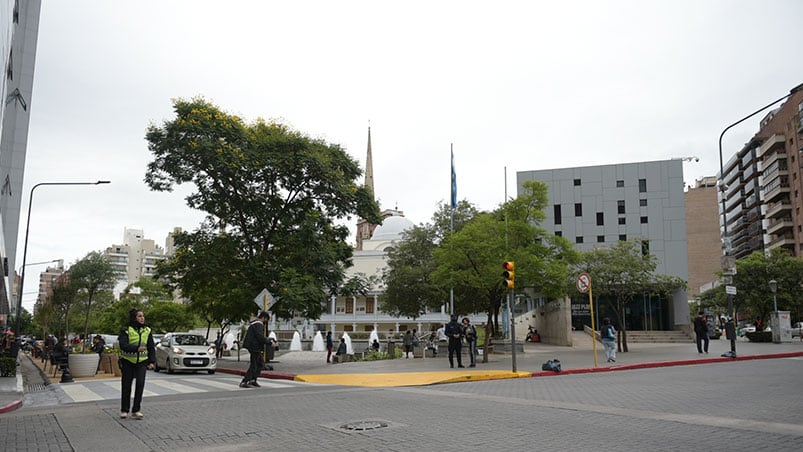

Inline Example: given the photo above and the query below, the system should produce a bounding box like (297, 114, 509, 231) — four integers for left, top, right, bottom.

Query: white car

(793, 322, 803, 338)
(154, 333, 217, 374)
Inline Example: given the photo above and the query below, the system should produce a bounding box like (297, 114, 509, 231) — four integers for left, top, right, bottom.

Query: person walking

(403, 330, 413, 358)
(694, 311, 710, 354)
(240, 311, 271, 388)
(445, 314, 464, 368)
(326, 331, 334, 363)
(461, 317, 477, 367)
(601, 317, 617, 363)
(118, 309, 156, 420)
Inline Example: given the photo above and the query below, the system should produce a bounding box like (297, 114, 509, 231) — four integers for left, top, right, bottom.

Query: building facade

(685, 176, 721, 298)
(103, 228, 171, 295)
(0, 0, 40, 324)
(719, 86, 803, 260)
(36, 260, 65, 307)
(517, 159, 691, 331)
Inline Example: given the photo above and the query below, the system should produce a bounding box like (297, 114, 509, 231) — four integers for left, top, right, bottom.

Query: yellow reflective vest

(120, 326, 152, 364)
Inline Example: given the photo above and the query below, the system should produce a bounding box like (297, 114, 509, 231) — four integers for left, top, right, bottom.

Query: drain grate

(339, 421, 389, 431)
(25, 383, 49, 393)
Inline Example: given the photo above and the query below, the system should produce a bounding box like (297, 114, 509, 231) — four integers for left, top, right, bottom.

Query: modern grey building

(517, 159, 690, 331)
(0, 0, 41, 322)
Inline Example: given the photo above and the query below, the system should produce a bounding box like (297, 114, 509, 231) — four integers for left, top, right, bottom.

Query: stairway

(623, 330, 692, 343)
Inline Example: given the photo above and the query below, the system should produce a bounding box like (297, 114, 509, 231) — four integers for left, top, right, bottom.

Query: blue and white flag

(450, 148, 457, 210)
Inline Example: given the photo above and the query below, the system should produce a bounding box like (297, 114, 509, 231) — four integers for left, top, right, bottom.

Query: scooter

(525, 327, 540, 343)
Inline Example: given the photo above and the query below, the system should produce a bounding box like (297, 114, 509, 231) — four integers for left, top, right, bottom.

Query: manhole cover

(339, 421, 389, 431)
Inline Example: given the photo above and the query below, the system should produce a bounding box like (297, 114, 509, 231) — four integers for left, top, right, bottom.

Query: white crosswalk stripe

(56, 374, 320, 403)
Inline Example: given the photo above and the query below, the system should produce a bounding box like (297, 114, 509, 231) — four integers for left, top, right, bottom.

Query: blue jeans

(602, 339, 616, 361)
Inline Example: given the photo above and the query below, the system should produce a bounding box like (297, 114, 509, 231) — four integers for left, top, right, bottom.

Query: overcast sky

(18, 0, 803, 311)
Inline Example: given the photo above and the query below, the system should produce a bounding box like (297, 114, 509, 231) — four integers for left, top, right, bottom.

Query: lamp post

(13, 181, 110, 336)
(717, 82, 803, 357)
(769, 279, 778, 312)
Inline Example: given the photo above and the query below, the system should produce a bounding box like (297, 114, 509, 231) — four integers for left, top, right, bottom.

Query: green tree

(575, 240, 686, 352)
(734, 249, 803, 326)
(146, 98, 381, 324)
(383, 225, 445, 319)
(70, 252, 116, 351)
(146, 301, 196, 333)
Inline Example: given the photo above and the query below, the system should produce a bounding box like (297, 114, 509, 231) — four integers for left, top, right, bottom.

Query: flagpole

(450, 144, 455, 315)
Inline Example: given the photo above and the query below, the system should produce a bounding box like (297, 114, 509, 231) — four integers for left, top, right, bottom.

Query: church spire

(365, 126, 374, 200)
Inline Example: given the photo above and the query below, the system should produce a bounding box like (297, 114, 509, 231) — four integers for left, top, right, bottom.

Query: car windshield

(172, 335, 207, 346)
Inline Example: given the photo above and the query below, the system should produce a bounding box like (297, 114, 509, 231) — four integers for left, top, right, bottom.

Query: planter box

(99, 353, 119, 375)
(68, 353, 100, 378)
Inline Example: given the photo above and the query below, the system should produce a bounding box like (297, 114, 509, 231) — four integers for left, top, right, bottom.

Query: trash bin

(387, 340, 395, 358)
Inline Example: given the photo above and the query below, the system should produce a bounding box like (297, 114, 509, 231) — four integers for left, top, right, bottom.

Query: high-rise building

(0, 0, 40, 324)
(517, 159, 691, 331)
(36, 260, 65, 307)
(685, 177, 721, 298)
(103, 228, 171, 295)
(719, 85, 803, 259)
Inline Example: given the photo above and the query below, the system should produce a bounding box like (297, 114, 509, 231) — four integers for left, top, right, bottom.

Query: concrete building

(517, 159, 691, 331)
(685, 176, 721, 299)
(719, 85, 803, 260)
(36, 260, 65, 307)
(103, 228, 171, 295)
(0, 0, 40, 324)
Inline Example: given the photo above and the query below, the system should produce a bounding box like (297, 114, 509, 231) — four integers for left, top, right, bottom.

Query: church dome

(370, 215, 414, 241)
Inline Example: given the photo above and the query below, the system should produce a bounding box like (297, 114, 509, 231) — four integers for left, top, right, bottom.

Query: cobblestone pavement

(2, 356, 801, 451)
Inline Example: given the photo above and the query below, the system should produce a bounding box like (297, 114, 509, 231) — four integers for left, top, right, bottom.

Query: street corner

(295, 370, 531, 387)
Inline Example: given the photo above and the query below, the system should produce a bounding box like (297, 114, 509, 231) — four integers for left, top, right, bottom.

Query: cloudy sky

(18, 0, 803, 310)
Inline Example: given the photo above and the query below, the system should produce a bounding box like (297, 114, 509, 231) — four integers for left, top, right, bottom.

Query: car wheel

(166, 359, 175, 374)
(208, 370, 215, 375)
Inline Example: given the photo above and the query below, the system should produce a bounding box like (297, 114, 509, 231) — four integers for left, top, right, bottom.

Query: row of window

(555, 201, 648, 224)
(573, 178, 648, 192)
(557, 233, 651, 252)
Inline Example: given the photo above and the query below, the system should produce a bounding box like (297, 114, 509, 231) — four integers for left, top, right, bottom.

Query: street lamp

(717, 82, 803, 357)
(769, 279, 778, 312)
(13, 181, 110, 336)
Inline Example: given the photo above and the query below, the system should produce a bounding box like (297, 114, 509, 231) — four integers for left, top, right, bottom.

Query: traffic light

(502, 261, 515, 289)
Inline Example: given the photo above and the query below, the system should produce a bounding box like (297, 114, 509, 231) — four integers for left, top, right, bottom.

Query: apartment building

(719, 86, 803, 259)
(517, 160, 691, 331)
(103, 228, 171, 295)
(685, 177, 721, 298)
(36, 260, 65, 307)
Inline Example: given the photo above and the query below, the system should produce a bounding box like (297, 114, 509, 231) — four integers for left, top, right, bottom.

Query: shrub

(0, 357, 16, 377)
(745, 331, 772, 342)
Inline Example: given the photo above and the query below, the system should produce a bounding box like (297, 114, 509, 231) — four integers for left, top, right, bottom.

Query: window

(575, 236, 584, 244)
(639, 199, 647, 207)
(639, 178, 647, 192)
(555, 231, 562, 237)
(641, 240, 650, 256)
(618, 217, 626, 225)
(365, 298, 374, 314)
(554, 205, 562, 225)
(597, 235, 605, 243)
(619, 234, 627, 241)
(640, 216, 648, 224)
(345, 302, 353, 314)
(575, 203, 582, 216)
(596, 212, 604, 226)
(617, 200, 625, 214)
(616, 180, 624, 188)
(574, 178, 581, 186)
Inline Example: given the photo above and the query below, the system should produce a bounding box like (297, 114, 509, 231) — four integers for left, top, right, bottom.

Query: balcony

(758, 134, 786, 158)
(767, 234, 796, 251)
(765, 201, 792, 219)
(762, 177, 790, 203)
(766, 217, 793, 235)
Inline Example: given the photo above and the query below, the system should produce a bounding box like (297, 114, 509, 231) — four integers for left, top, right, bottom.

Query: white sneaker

(131, 412, 144, 420)
(120, 412, 128, 419)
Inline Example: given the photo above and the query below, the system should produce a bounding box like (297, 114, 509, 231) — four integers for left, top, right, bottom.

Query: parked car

(738, 325, 756, 337)
(154, 333, 216, 374)
(793, 322, 802, 338)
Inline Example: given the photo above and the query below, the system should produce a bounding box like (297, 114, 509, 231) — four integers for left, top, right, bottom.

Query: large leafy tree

(70, 252, 116, 350)
(733, 249, 803, 325)
(574, 240, 686, 352)
(146, 98, 381, 324)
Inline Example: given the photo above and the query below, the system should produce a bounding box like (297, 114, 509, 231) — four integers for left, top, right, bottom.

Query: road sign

(253, 288, 276, 311)
(725, 285, 736, 295)
(576, 273, 591, 294)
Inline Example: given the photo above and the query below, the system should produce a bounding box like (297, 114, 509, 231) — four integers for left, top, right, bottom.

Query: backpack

(542, 359, 561, 372)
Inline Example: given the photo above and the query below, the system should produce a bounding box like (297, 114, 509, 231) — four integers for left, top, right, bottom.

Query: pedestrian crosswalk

(57, 373, 316, 403)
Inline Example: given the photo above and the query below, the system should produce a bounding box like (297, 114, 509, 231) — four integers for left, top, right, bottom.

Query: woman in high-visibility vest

(118, 308, 155, 419)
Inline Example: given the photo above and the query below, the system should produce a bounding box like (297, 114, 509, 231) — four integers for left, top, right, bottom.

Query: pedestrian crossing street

(57, 373, 318, 403)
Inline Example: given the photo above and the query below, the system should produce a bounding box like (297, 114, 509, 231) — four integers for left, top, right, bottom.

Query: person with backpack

(601, 317, 617, 363)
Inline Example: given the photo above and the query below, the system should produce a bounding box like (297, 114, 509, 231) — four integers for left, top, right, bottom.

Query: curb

(0, 399, 22, 414)
(216, 367, 297, 381)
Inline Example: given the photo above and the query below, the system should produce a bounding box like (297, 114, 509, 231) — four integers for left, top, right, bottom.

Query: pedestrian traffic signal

(502, 261, 515, 289)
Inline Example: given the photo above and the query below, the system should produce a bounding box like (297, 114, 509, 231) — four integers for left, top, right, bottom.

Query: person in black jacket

(445, 314, 464, 368)
(118, 309, 156, 420)
(240, 311, 271, 388)
(693, 311, 709, 354)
